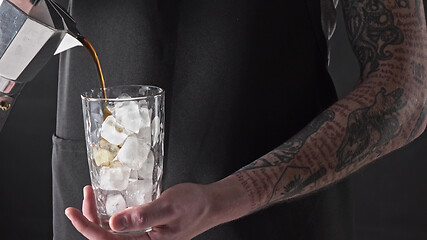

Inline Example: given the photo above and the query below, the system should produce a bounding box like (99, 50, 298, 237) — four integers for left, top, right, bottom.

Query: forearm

(206, 0, 427, 225)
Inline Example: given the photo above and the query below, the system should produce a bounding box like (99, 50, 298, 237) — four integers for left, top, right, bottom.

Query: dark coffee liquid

(78, 36, 107, 99)
(78, 37, 111, 118)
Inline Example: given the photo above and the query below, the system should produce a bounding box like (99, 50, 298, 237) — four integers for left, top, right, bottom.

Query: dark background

(0, 2, 426, 239)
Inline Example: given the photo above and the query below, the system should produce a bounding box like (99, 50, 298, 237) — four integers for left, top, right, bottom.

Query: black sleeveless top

(53, 1, 354, 239)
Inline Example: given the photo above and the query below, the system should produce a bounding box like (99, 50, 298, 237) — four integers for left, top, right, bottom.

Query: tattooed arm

(65, 0, 427, 238)
(206, 0, 427, 223)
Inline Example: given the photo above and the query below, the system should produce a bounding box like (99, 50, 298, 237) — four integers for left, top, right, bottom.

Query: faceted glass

(81, 85, 165, 232)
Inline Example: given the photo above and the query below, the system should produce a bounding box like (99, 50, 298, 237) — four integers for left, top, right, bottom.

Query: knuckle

(160, 198, 178, 216)
(132, 210, 147, 228)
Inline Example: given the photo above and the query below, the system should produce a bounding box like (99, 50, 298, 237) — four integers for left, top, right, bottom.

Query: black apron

(52, 1, 354, 239)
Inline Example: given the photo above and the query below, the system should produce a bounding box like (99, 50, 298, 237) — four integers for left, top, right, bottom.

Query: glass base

(100, 218, 152, 234)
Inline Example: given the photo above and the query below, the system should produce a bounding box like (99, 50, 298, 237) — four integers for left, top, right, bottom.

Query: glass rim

(81, 85, 165, 102)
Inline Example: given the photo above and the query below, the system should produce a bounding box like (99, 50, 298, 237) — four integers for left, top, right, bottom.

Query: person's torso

(55, 1, 353, 239)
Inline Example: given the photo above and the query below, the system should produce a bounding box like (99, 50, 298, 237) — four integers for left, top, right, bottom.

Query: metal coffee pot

(0, 0, 82, 131)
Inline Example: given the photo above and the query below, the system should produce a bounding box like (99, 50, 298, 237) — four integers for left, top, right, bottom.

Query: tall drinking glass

(81, 85, 165, 232)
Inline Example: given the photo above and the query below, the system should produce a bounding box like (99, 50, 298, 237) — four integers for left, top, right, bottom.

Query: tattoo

(342, 0, 404, 78)
(394, 0, 410, 8)
(235, 110, 334, 206)
(274, 110, 335, 161)
(411, 61, 425, 84)
(415, 0, 423, 25)
(275, 166, 327, 201)
(408, 101, 427, 142)
(336, 88, 405, 172)
(238, 110, 335, 172)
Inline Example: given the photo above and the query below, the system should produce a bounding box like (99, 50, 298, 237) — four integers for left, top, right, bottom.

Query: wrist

(204, 175, 254, 226)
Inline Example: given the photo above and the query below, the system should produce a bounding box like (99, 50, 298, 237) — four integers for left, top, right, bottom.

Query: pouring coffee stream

(78, 36, 108, 100)
(77, 36, 112, 119)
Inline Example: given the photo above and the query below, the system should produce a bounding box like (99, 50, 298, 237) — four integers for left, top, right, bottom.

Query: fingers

(110, 199, 175, 233)
(65, 207, 114, 240)
(68, 186, 154, 240)
(82, 185, 99, 224)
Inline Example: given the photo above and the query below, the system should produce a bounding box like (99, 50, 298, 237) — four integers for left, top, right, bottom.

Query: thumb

(109, 198, 174, 232)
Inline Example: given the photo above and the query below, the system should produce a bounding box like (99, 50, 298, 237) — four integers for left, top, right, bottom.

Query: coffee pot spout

(47, 0, 83, 54)
(55, 32, 83, 55)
